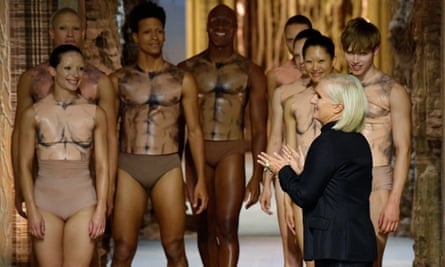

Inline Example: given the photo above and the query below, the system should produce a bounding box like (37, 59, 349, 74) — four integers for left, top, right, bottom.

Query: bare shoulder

(21, 104, 36, 125)
(249, 61, 265, 75)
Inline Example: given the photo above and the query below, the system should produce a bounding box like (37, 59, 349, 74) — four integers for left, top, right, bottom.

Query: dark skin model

(178, 4, 267, 267)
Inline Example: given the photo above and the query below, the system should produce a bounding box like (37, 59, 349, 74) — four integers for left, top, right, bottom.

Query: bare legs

(197, 154, 245, 267)
(111, 168, 188, 267)
(274, 179, 303, 267)
(33, 207, 96, 267)
(370, 190, 390, 267)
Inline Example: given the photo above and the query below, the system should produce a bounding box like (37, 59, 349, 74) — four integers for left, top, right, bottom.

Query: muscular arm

(379, 84, 411, 233)
(181, 72, 208, 214)
(245, 63, 267, 209)
(98, 73, 119, 216)
(12, 70, 34, 218)
(18, 107, 44, 239)
(90, 107, 109, 238)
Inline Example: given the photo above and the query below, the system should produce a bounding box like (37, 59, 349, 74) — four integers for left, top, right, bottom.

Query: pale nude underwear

(35, 160, 97, 221)
(203, 140, 245, 167)
(372, 165, 393, 191)
(118, 152, 181, 190)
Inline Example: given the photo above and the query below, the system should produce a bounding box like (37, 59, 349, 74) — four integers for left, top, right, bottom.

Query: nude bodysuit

(362, 71, 396, 191)
(270, 60, 302, 88)
(115, 63, 183, 188)
(287, 85, 321, 155)
(33, 94, 97, 220)
(181, 51, 250, 141)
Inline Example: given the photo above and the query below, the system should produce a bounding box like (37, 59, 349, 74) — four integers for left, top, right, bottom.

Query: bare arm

(12, 70, 34, 218)
(379, 84, 411, 233)
(245, 63, 268, 209)
(266, 70, 277, 135)
(182, 72, 208, 214)
(283, 96, 296, 149)
(282, 96, 297, 232)
(90, 107, 109, 239)
(18, 107, 45, 239)
(260, 87, 284, 214)
(98, 73, 119, 216)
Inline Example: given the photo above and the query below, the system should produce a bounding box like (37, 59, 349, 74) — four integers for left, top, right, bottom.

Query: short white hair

(320, 74, 368, 133)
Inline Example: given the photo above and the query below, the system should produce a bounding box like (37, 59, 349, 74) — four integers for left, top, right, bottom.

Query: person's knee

(217, 219, 238, 242)
(112, 238, 137, 262)
(161, 236, 185, 262)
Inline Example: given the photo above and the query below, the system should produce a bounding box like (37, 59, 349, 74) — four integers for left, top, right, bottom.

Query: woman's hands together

(257, 145, 305, 175)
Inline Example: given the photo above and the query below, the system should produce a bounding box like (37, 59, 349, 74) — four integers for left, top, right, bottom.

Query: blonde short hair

(320, 74, 368, 133)
(50, 7, 82, 29)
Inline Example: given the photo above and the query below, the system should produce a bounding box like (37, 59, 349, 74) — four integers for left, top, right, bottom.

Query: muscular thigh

(64, 206, 96, 265)
(112, 169, 148, 241)
(33, 210, 64, 266)
(214, 154, 245, 217)
(151, 167, 186, 237)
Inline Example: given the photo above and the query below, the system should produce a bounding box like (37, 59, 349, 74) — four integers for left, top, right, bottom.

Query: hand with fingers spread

(280, 145, 305, 174)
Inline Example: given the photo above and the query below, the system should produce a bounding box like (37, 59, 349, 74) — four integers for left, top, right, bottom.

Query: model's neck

(137, 53, 166, 72)
(53, 87, 77, 104)
(358, 65, 379, 85)
(207, 45, 235, 63)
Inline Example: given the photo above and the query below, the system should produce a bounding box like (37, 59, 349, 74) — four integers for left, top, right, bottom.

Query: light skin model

(19, 45, 108, 267)
(12, 8, 118, 218)
(341, 17, 411, 267)
(262, 15, 312, 267)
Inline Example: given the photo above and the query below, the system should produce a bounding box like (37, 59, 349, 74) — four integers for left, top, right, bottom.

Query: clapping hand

(257, 145, 305, 176)
(280, 145, 304, 174)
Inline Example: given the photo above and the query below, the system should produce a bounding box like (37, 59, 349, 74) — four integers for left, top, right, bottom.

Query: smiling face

(344, 47, 378, 79)
(304, 45, 334, 84)
(49, 51, 84, 92)
(310, 79, 342, 125)
(132, 17, 165, 57)
(207, 5, 236, 48)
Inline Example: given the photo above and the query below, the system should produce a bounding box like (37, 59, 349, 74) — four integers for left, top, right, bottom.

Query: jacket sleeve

(278, 136, 337, 208)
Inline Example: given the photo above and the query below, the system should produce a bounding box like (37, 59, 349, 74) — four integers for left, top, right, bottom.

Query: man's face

(343, 46, 378, 78)
(285, 23, 309, 54)
(132, 17, 165, 57)
(50, 12, 84, 48)
(207, 6, 236, 48)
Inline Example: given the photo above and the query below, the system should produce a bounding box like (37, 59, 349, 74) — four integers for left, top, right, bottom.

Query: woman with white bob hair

(258, 73, 377, 267)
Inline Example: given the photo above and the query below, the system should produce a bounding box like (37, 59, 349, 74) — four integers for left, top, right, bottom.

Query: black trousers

(315, 260, 373, 267)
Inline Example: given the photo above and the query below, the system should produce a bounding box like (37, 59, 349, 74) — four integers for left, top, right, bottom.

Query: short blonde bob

(320, 74, 368, 133)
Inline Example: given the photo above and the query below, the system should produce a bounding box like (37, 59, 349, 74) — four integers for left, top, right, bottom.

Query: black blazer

(279, 121, 376, 262)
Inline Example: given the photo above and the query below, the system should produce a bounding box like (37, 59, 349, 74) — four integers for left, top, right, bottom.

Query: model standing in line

(178, 4, 267, 267)
(341, 17, 411, 267)
(110, 2, 208, 266)
(19, 44, 109, 267)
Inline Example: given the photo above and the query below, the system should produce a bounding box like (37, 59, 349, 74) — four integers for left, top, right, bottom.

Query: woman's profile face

(310, 80, 338, 125)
